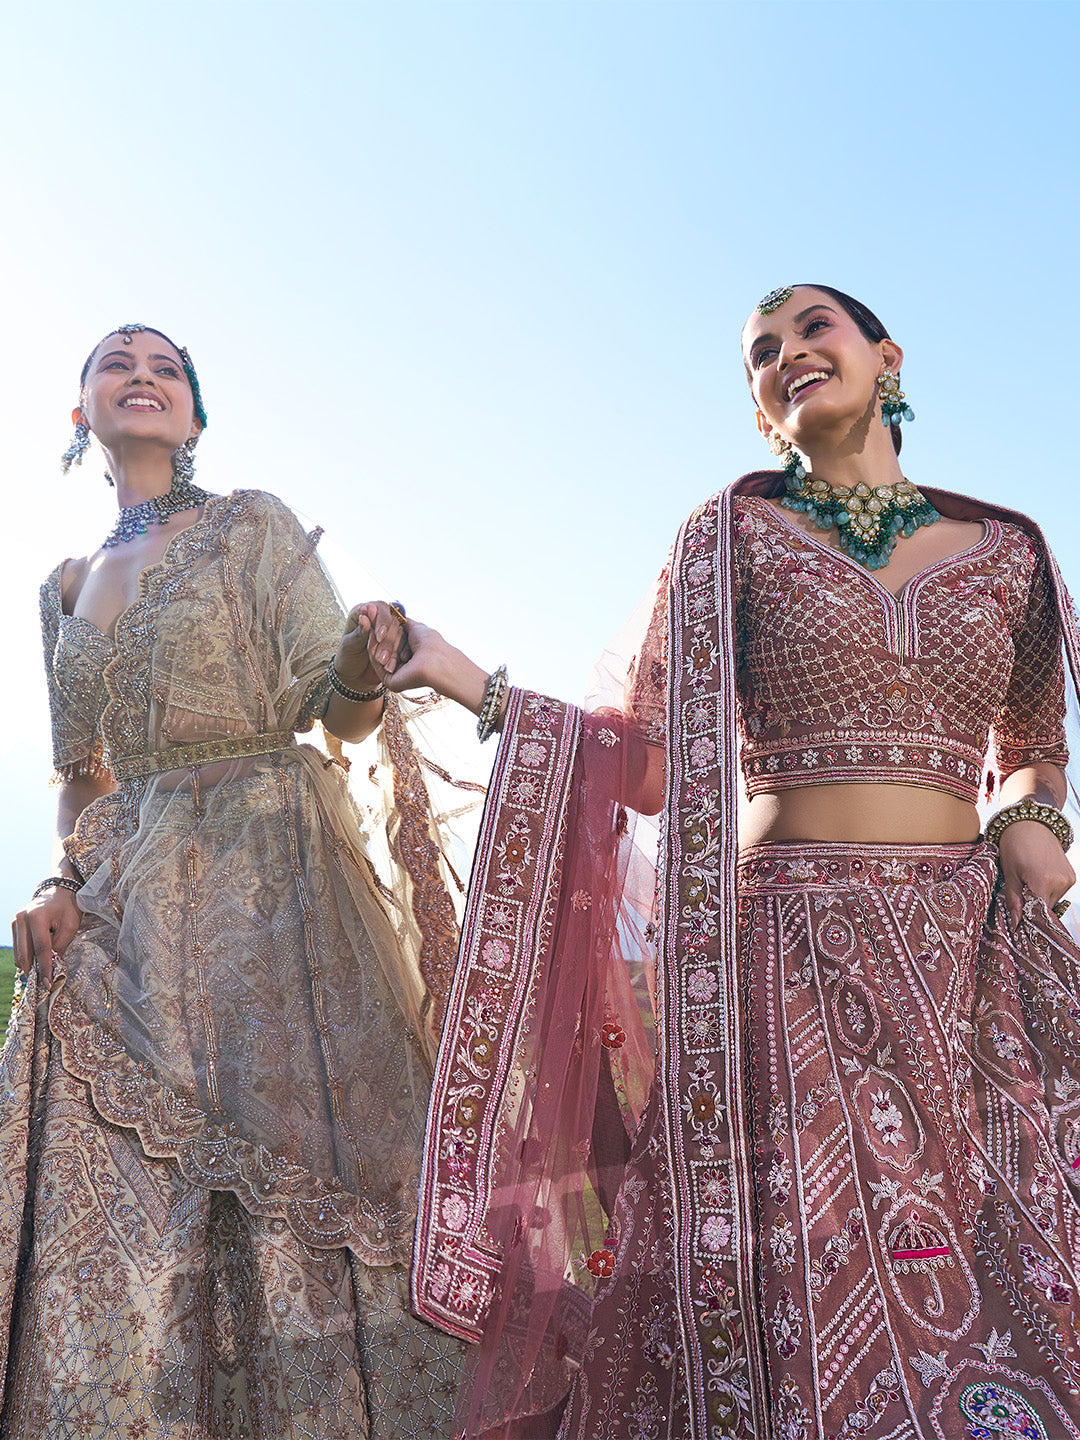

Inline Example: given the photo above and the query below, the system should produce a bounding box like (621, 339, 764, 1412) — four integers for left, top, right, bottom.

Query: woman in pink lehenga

(397, 287, 1080, 1439)
(5, 324, 467, 1437)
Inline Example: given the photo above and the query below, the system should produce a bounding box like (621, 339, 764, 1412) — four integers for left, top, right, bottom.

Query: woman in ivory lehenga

(392, 287, 1080, 1439)
(5, 324, 467, 1437)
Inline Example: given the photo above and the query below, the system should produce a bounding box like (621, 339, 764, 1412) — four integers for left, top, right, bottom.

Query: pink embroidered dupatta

(413, 474, 1080, 1439)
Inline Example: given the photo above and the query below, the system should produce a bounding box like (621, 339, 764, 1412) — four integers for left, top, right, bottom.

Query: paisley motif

(958, 1381, 1050, 1440)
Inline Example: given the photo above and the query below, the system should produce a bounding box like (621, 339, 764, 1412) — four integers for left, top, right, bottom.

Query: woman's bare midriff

(739, 783, 982, 849)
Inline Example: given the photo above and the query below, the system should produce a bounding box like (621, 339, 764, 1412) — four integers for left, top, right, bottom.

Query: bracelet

(477, 666, 508, 743)
(33, 875, 81, 900)
(984, 799, 1074, 852)
(327, 659, 386, 705)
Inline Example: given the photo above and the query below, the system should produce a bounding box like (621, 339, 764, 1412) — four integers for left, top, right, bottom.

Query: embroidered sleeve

(40, 567, 112, 781)
(262, 498, 346, 733)
(627, 568, 669, 745)
(993, 550, 1069, 776)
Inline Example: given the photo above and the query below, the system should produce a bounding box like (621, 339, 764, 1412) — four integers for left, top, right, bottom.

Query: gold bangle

(984, 799, 1074, 852)
(327, 659, 385, 705)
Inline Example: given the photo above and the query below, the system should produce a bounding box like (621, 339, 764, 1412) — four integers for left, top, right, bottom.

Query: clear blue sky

(2, 0, 1078, 923)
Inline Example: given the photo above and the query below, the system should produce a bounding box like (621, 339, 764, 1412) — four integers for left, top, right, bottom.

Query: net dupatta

(411, 683, 659, 1433)
(413, 473, 1080, 1438)
(343, 691, 487, 1061)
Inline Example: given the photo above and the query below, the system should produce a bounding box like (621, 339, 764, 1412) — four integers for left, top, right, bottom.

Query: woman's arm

(322, 601, 411, 744)
(384, 620, 496, 719)
(11, 770, 116, 986)
(995, 762, 1075, 927)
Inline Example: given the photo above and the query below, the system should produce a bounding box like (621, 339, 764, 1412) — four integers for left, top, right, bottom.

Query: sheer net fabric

(0, 490, 466, 1437)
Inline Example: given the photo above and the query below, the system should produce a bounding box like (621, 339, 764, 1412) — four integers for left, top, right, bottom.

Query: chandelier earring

(60, 420, 91, 475)
(172, 437, 198, 484)
(878, 369, 914, 429)
(766, 429, 807, 484)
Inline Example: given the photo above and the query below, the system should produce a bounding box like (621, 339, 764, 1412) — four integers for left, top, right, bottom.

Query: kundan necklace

(103, 474, 212, 549)
(780, 456, 940, 571)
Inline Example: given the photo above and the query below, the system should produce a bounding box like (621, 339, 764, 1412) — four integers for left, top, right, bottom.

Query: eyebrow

(97, 350, 183, 366)
(748, 304, 838, 356)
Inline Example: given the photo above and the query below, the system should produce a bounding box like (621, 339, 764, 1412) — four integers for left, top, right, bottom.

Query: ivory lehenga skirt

(559, 842, 1080, 1440)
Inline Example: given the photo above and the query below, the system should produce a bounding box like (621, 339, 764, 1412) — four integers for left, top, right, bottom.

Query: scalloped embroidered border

(49, 981, 413, 1267)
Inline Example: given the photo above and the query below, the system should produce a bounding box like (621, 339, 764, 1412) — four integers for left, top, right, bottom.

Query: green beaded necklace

(779, 455, 941, 571)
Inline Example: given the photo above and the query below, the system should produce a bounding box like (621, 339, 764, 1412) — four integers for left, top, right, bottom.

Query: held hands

(386, 620, 493, 717)
(11, 888, 81, 988)
(997, 820, 1076, 930)
(338, 601, 410, 689)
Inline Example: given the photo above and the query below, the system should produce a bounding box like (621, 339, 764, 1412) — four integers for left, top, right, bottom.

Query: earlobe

(71, 406, 84, 428)
(755, 409, 772, 441)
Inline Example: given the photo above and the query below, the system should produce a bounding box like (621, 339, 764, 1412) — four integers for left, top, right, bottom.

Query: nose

(127, 357, 157, 385)
(777, 337, 808, 372)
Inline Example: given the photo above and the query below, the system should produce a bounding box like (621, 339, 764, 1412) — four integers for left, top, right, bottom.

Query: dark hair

(796, 285, 900, 454)
(79, 326, 208, 430)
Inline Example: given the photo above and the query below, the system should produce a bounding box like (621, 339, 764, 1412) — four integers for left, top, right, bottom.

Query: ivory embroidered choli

(0, 490, 464, 1438)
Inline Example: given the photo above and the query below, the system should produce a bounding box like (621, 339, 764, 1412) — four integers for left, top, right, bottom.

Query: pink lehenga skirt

(559, 841, 1080, 1440)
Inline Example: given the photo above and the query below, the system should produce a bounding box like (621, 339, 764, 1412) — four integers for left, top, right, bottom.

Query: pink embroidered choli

(733, 496, 1069, 801)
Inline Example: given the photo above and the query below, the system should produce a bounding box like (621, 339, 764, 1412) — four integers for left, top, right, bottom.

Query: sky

(1, 0, 1078, 925)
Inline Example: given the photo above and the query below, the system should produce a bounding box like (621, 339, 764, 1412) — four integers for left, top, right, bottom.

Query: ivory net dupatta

(15, 490, 484, 1271)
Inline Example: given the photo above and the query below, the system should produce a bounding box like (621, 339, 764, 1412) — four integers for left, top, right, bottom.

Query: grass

(0, 948, 16, 1018)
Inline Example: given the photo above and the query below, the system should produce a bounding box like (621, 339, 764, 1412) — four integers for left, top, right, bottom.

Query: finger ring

(389, 601, 407, 624)
(1053, 899, 1071, 918)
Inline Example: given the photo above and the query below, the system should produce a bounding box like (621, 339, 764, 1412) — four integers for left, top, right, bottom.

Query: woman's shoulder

(40, 555, 84, 614)
(209, 490, 322, 553)
(216, 488, 316, 530)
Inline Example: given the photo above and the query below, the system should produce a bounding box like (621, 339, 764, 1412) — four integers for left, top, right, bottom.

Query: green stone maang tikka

(756, 286, 794, 315)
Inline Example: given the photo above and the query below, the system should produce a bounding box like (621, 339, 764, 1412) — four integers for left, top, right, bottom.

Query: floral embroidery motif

(1018, 1245, 1071, 1305)
(586, 1247, 616, 1278)
(769, 1214, 796, 1276)
(601, 1018, 626, 1050)
(770, 1287, 802, 1358)
(869, 1088, 906, 1146)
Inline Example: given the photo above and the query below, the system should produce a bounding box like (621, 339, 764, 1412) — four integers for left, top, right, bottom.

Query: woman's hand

(11, 888, 81, 988)
(386, 620, 491, 716)
(338, 601, 409, 687)
(997, 819, 1076, 929)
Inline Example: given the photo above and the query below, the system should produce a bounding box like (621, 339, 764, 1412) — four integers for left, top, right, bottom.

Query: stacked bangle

(984, 799, 1074, 852)
(327, 659, 386, 705)
(33, 875, 82, 900)
(477, 666, 508, 743)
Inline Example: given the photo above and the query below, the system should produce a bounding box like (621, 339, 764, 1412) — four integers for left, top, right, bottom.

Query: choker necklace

(103, 475, 212, 549)
(780, 458, 940, 571)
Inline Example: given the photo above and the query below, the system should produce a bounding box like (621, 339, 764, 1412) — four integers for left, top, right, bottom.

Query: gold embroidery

(113, 728, 295, 780)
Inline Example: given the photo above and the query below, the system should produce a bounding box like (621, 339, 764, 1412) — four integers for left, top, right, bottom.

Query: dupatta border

(659, 485, 770, 1439)
(412, 687, 582, 1340)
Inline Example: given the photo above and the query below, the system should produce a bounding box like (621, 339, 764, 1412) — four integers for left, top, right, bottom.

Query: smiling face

(742, 286, 902, 456)
(76, 329, 201, 456)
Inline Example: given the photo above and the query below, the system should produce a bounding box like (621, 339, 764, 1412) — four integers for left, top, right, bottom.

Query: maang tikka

(61, 420, 91, 474)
